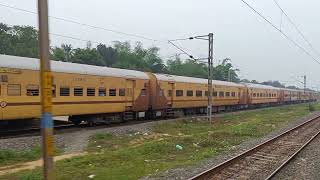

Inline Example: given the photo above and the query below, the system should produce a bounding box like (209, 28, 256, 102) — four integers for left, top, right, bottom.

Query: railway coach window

(231, 92, 236, 97)
(159, 89, 164, 96)
(226, 92, 230, 97)
(52, 85, 56, 97)
(74, 87, 83, 96)
(0, 75, 8, 82)
(87, 88, 95, 96)
(168, 90, 172, 97)
(26, 85, 39, 96)
(196, 90, 202, 97)
(187, 90, 193, 97)
(119, 88, 126, 96)
(8, 84, 21, 96)
(219, 91, 224, 97)
(176, 90, 183, 97)
(141, 89, 147, 96)
(99, 88, 106, 96)
(60, 87, 70, 96)
(213, 91, 218, 97)
(109, 89, 116, 96)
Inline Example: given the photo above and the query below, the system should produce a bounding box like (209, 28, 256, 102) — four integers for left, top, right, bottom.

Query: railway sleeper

(252, 153, 278, 160)
(255, 151, 281, 158)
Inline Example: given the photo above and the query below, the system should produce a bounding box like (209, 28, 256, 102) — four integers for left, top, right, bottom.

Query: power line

(1, 2, 202, 60)
(50, 33, 101, 44)
(273, 0, 320, 58)
(0, 2, 164, 42)
(240, 0, 320, 65)
(5, 23, 103, 45)
(168, 40, 195, 59)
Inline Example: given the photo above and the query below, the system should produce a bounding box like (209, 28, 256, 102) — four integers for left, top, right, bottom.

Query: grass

(0, 145, 62, 168)
(0, 146, 42, 167)
(2, 103, 320, 180)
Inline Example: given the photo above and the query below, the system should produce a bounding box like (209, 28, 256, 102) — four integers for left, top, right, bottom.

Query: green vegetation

(0, 146, 62, 168)
(0, 146, 42, 167)
(1, 22, 311, 89)
(2, 103, 319, 180)
(0, 23, 240, 82)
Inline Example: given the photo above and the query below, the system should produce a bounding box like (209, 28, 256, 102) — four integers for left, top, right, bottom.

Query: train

(0, 55, 318, 125)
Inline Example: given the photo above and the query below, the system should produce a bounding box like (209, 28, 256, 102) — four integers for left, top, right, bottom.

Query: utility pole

(228, 69, 231, 82)
(304, 75, 306, 93)
(304, 75, 309, 102)
(208, 33, 214, 123)
(168, 33, 214, 123)
(38, 0, 54, 179)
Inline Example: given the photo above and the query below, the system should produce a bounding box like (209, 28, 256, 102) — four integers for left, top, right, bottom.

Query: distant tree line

(0, 23, 302, 89)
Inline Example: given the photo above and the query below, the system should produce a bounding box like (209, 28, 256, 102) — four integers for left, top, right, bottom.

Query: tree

(72, 47, 105, 66)
(0, 23, 39, 58)
(213, 58, 240, 82)
(167, 56, 208, 78)
(0, 22, 245, 82)
(240, 79, 251, 83)
(51, 46, 65, 61)
(50, 44, 73, 62)
(261, 81, 285, 88)
(287, 85, 299, 89)
(97, 44, 118, 67)
(61, 44, 73, 62)
(0, 23, 14, 55)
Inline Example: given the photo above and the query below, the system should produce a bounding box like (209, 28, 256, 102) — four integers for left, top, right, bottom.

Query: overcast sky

(1, 0, 320, 89)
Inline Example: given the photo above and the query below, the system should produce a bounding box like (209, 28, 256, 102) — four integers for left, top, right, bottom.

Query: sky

(1, 0, 320, 90)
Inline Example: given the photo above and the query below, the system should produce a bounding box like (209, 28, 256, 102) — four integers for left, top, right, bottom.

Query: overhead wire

(0, 2, 165, 43)
(0, 2, 204, 60)
(168, 40, 195, 60)
(4, 24, 103, 45)
(273, 0, 320, 58)
(240, 0, 320, 65)
(50, 33, 101, 44)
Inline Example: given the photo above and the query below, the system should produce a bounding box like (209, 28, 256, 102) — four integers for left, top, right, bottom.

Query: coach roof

(0, 55, 150, 80)
(155, 74, 245, 87)
(245, 83, 282, 90)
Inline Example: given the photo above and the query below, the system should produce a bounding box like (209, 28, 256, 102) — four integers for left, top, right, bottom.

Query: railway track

(190, 115, 320, 180)
(0, 103, 315, 140)
(0, 117, 181, 139)
(0, 124, 75, 139)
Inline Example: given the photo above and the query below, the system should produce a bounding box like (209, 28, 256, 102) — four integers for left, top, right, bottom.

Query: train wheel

(88, 121, 95, 127)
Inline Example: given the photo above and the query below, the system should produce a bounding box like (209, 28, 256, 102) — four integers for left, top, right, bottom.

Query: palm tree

(61, 44, 73, 62)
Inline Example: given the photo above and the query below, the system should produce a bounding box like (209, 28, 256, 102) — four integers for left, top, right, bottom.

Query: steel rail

(189, 114, 320, 180)
(266, 127, 320, 179)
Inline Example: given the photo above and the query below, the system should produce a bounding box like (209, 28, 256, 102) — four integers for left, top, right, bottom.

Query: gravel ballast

(0, 119, 177, 153)
(271, 133, 320, 180)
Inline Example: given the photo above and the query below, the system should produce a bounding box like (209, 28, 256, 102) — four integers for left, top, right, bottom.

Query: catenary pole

(208, 33, 214, 123)
(38, 0, 54, 179)
(304, 75, 306, 94)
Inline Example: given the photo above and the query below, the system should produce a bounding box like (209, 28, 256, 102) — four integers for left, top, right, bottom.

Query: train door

(0, 84, 3, 120)
(168, 82, 175, 107)
(126, 79, 135, 108)
(239, 88, 247, 105)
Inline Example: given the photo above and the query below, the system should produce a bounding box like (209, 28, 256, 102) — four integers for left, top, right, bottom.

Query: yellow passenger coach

(0, 55, 150, 124)
(149, 74, 248, 115)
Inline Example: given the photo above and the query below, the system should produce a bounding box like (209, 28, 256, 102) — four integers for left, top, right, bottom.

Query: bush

(308, 104, 315, 112)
